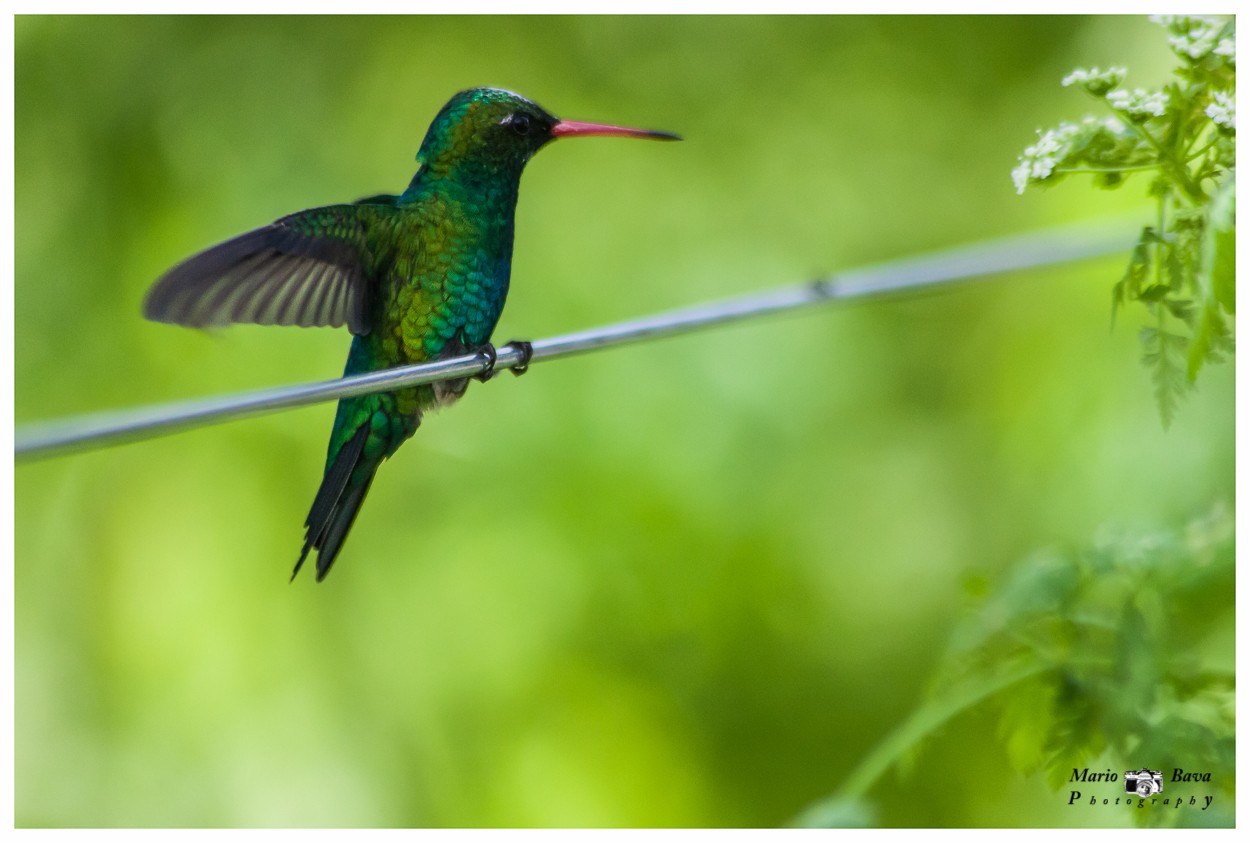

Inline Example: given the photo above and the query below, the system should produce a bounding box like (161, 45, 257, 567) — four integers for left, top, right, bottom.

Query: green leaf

(1186, 300, 1232, 381)
(1115, 230, 1153, 316)
(997, 674, 1057, 773)
(1163, 238, 1187, 292)
(1110, 601, 1158, 728)
(1186, 172, 1235, 380)
(1162, 297, 1194, 326)
(1205, 173, 1235, 314)
(1140, 324, 1189, 428)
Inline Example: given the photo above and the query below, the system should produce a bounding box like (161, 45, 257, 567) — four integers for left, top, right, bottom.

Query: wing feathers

(143, 205, 384, 335)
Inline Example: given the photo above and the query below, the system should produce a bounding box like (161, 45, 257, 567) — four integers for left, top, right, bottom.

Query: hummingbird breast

(378, 188, 517, 368)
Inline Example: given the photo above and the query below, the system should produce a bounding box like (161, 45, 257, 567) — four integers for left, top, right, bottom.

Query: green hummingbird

(143, 87, 678, 581)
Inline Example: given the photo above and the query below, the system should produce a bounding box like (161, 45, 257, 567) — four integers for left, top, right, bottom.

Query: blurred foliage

(15, 15, 1234, 827)
(1012, 16, 1236, 426)
(941, 501, 1234, 796)
(796, 503, 1233, 828)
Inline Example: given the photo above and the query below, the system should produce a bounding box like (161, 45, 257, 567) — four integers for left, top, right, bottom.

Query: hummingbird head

(417, 87, 679, 179)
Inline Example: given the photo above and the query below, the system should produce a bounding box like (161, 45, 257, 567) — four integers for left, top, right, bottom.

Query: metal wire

(15, 220, 1135, 462)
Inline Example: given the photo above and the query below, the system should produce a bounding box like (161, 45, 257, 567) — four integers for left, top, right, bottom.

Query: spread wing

(143, 204, 390, 336)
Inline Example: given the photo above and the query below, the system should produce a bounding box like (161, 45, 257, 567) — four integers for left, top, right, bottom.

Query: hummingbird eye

(509, 113, 532, 137)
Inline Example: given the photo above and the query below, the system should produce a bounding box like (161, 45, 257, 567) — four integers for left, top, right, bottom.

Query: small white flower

(1206, 91, 1235, 130)
(1213, 37, 1235, 61)
(1106, 88, 1169, 120)
(1062, 68, 1092, 87)
(1163, 17, 1227, 60)
(1142, 94, 1168, 116)
(1013, 123, 1083, 194)
(1011, 161, 1031, 194)
(1062, 66, 1127, 95)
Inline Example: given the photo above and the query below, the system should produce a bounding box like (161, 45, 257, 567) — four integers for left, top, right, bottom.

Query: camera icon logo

(1124, 768, 1164, 797)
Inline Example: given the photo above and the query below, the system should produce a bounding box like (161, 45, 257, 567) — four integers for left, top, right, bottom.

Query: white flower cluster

(1061, 66, 1127, 94)
(1205, 91, 1235, 131)
(1012, 124, 1078, 194)
(1151, 15, 1234, 62)
(1011, 117, 1124, 195)
(1106, 88, 1170, 120)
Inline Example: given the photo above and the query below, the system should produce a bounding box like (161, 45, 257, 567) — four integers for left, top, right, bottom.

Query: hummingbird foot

(474, 343, 500, 382)
(474, 340, 533, 381)
(504, 340, 534, 376)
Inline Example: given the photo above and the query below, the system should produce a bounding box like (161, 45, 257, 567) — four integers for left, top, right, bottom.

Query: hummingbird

(143, 87, 679, 581)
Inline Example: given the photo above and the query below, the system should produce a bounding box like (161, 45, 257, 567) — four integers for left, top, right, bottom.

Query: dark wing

(353, 193, 401, 206)
(143, 204, 387, 336)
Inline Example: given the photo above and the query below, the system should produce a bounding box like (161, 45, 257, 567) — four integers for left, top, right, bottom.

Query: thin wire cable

(15, 220, 1136, 462)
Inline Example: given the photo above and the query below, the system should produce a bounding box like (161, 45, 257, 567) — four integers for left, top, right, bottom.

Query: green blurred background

(15, 16, 1233, 827)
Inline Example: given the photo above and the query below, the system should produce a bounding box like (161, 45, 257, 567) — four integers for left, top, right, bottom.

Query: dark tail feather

(312, 477, 375, 581)
(292, 424, 374, 582)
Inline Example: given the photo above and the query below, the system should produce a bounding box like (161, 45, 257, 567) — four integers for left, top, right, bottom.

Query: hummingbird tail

(293, 424, 377, 582)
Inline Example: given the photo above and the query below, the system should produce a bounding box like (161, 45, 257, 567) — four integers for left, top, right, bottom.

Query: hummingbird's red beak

(551, 120, 681, 141)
